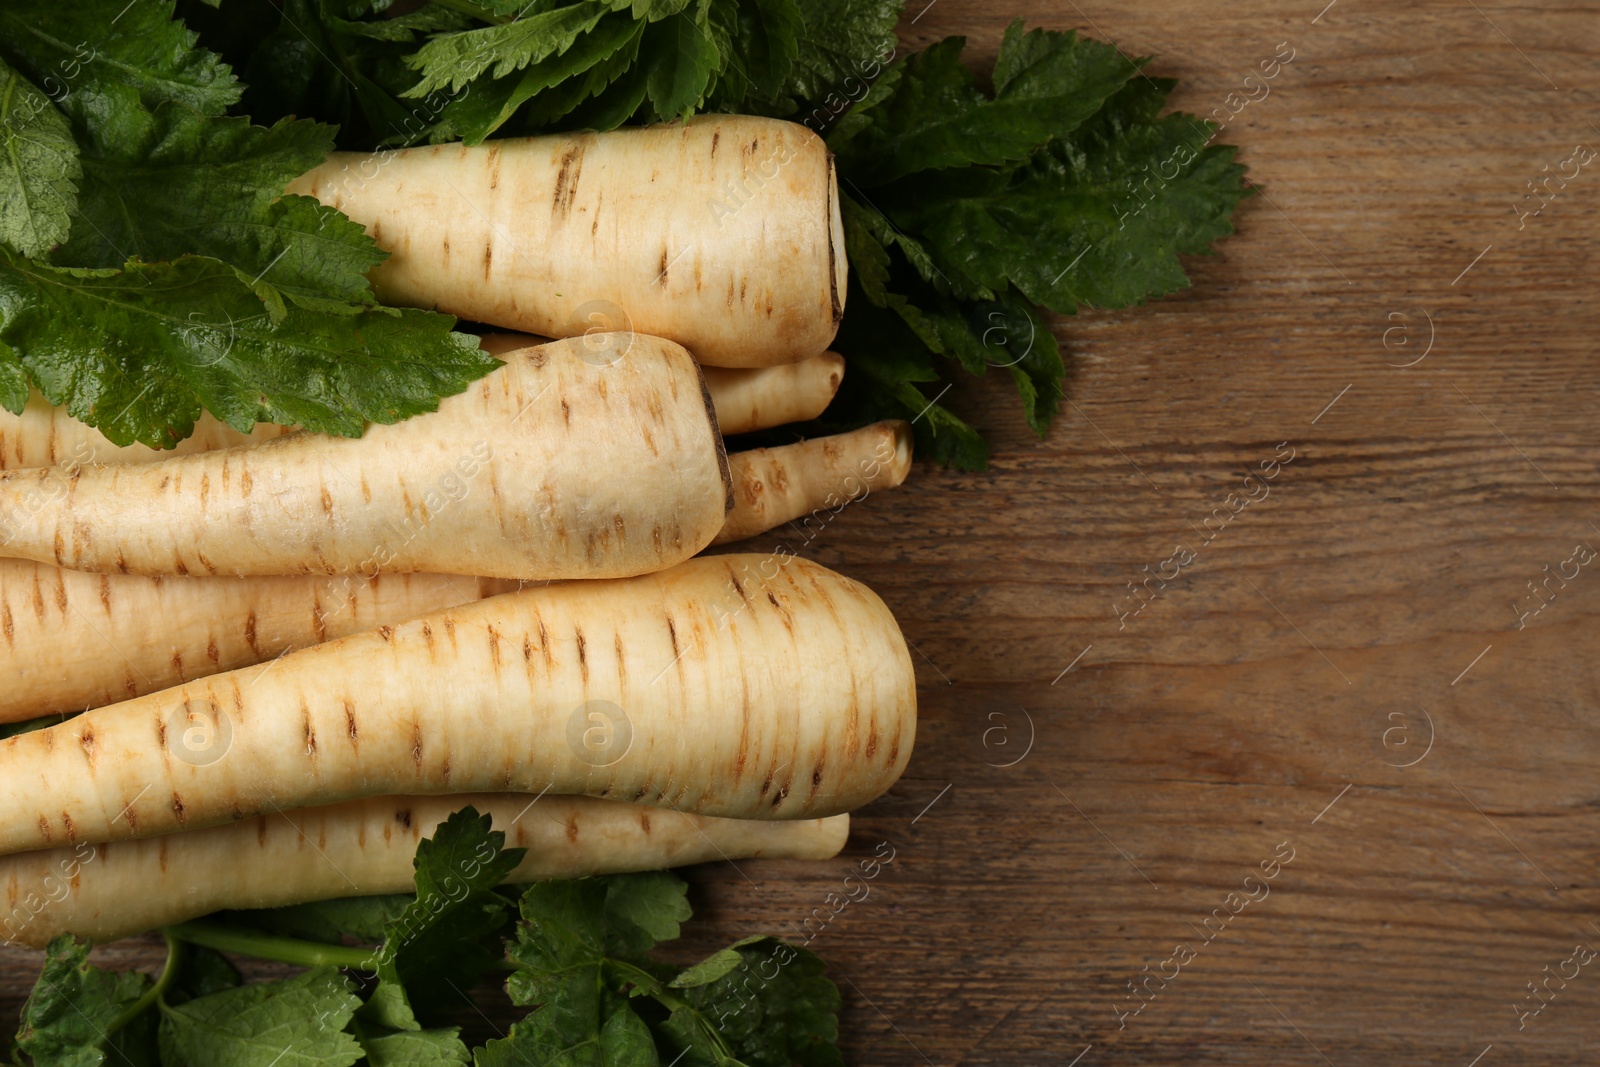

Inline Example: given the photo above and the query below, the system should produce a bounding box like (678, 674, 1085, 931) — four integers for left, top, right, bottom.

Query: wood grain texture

(6, 1, 1600, 1063)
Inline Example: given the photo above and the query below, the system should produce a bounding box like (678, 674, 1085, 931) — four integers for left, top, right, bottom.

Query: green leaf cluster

(828, 21, 1252, 467)
(5, 807, 840, 1067)
(0, 0, 497, 447)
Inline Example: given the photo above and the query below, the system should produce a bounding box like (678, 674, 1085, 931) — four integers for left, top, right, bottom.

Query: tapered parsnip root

(479, 334, 845, 435)
(0, 335, 731, 580)
(0, 555, 915, 853)
(714, 421, 913, 546)
(700, 354, 845, 435)
(288, 117, 846, 368)
(0, 344, 843, 472)
(0, 795, 848, 948)
(0, 391, 294, 469)
(0, 428, 907, 723)
(0, 566, 519, 721)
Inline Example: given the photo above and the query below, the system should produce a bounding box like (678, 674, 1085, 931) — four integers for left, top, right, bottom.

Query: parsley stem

(164, 921, 376, 970)
(102, 931, 181, 1044)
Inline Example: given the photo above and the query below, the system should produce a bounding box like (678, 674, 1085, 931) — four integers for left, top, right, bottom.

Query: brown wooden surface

(7, 1, 1600, 1063)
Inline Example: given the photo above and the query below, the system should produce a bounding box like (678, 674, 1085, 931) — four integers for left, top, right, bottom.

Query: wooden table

(6, 2, 1599, 1063)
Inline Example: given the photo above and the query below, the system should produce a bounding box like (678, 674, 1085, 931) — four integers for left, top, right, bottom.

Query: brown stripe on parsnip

(395, 808, 411, 829)
(172, 793, 187, 826)
(551, 144, 583, 217)
(420, 621, 435, 656)
(565, 813, 579, 842)
(575, 628, 587, 681)
(98, 575, 112, 614)
(377, 625, 394, 642)
(77, 727, 95, 766)
(483, 243, 493, 279)
(486, 625, 503, 672)
(441, 236, 450, 265)
(658, 247, 670, 285)
(303, 706, 317, 757)
(158, 838, 169, 873)
(1, 603, 12, 646)
(487, 144, 502, 189)
(51, 573, 66, 613)
(114, 551, 127, 573)
(60, 812, 75, 843)
(36, 816, 51, 845)
(258, 820, 268, 846)
(344, 700, 359, 745)
(312, 596, 327, 643)
(613, 633, 626, 684)
(411, 724, 424, 773)
(199, 472, 210, 508)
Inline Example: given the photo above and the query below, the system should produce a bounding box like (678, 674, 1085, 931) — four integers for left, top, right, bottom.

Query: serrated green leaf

(159, 968, 363, 1067)
(364, 807, 525, 1031)
(0, 0, 240, 157)
(406, 3, 613, 96)
(0, 337, 27, 412)
(431, 12, 644, 143)
(59, 112, 383, 308)
(836, 22, 1137, 186)
(0, 59, 81, 257)
(360, 1026, 472, 1066)
(13, 936, 154, 1067)
(0, 248, 496, 448)
(664, 939, 841, 1067)
(759, 0, 898, 117)
(893, 102, 1248, 313)
(642, 11, 720, 120)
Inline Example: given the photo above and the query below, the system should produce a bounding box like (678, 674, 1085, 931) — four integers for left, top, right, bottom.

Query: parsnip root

(288, 116, 846, 368)
(0, 554, 916, 853)
(0, 794, 848, 948)
(0, 335, 730, 580)
(714, 420, 913, 545)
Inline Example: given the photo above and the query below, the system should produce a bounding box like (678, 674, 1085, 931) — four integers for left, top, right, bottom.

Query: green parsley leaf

(12, 936, 153, 1067)
(892, 93, 1248, 313)
(0, 59, 81, 258)
(158, 968, 363, 1067)
(406, 4, 616, 97)
(0, 0, 240, 141)
(757, 0, 898, 117)
(58, 112, 385, 312)
(641, 12, 721, 120)
(363, 806, 525, 1031)
(431, 12, 645, 143)
(834, 21, 1136, 185)
(663, 938, 841, 1067)
(0, 249, 497, 447)
(358, 1026, 472, 1066)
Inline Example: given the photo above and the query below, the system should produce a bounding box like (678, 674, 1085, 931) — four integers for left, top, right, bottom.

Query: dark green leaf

(666, 938, 841, 1067)
(359, 1026, 472, 1066)
(406, 4, 613, 96)
(58, 113, 383, 310)
(159, 967, 363, 1067)
(0, 58, 81, 257)
(894, 103, 1248, 313)
(0, 249, 496, 448)
(642, 12, 720, 120)
(13, 936, 153, 1067)
(0, 0, 240, 136)
(835, 22, 1137, 185)
(364, 807, 525, 1031)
